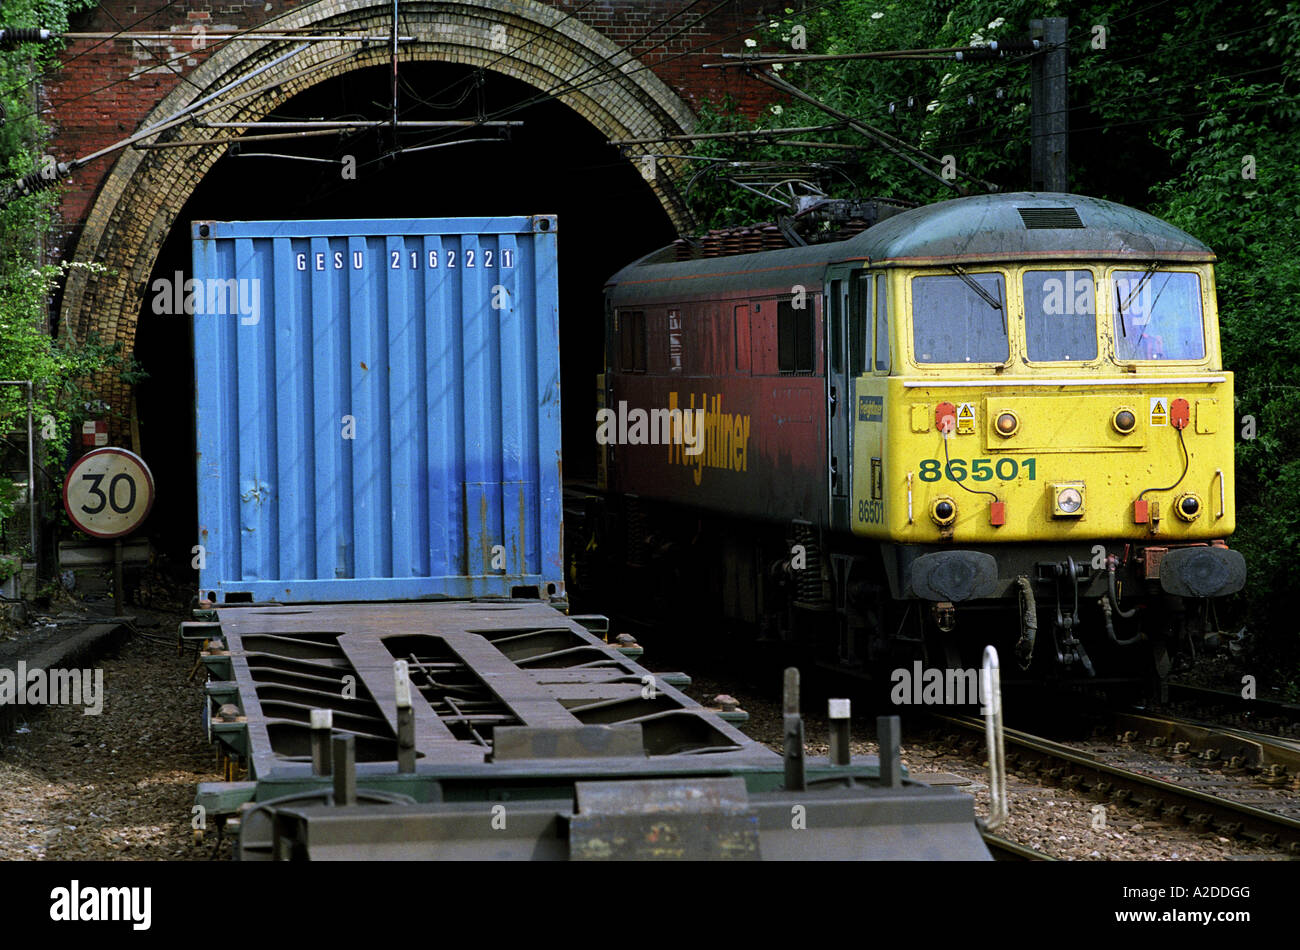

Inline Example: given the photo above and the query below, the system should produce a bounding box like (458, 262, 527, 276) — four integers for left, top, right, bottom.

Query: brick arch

(62, 0, 696, 425)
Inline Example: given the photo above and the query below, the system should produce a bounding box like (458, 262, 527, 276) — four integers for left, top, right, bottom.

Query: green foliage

(1, 1, 143, 556)
(0, 476, 18, 524)
(1153, 65, 1300, 661)
(686, 2, 1300, 654)
(0, 552, 20, 583)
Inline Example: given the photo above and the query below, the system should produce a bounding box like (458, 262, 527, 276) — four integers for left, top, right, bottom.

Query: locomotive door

(828, 275, 853, 531)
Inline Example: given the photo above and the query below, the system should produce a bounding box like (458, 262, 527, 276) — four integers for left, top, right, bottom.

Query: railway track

(1164, 683, 1300, 736)
(933, 714, 1300, 855)
(1101, 710, 1300, 787)
(982, 830, 1054, 861)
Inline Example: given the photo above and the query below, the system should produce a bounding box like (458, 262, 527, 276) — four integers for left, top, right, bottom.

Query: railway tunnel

(51, 0, 729, 566)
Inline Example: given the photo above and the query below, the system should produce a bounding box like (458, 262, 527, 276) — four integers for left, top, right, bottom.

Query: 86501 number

(918, 457, 1036, 482)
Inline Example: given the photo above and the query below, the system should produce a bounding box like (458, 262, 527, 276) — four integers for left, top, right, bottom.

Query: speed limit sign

(63, 447, 156, 539)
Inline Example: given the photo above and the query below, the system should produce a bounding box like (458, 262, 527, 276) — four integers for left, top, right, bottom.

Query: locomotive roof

(605, 192, 1215, 305)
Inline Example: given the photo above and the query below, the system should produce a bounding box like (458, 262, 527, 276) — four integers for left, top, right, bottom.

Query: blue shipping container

(191, 216, 562, 604)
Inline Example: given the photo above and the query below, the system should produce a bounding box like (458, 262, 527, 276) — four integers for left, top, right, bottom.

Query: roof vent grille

(1017, 207, 1084, 229)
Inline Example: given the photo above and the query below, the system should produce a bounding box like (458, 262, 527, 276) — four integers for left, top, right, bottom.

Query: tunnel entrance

(132, 61, 676, 566)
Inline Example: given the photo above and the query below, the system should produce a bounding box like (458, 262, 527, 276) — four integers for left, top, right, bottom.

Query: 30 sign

(63, 447, 155, 538)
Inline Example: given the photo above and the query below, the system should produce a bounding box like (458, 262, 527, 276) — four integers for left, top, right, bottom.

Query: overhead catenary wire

(356, 0, 728, 169)
(696, 17, 1286, 192)
(747, 66, 998, 194)
(703, 39, 1043, 67)
(51, 31, 415, 41)
(0, 15, 390, 129)
(608, 123, 847, 146)
(0, 42, 312, 206)
(0, 0, 188, 99)
(86, 4, 211, 101)
(131, 127, 346, 148)
(386, 0, 847, 161)
(400, 0, 721, 134)
(382, 0, 607, 115)
(7, 0, 695, 194)
(197, 119, 523, 129)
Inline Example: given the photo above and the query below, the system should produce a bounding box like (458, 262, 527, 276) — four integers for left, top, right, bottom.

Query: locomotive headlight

(1175, 492, 1202, 522)
(930, 496, 957, 527)
(1112, 407, 1137, 434)
(1050, 482, 1085, 517)
(994, 411, 1019, 437)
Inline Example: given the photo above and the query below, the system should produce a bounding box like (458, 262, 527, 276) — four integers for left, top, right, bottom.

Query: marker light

(930, 497, 957, 526)
(1050, 482, 1085, 517)
(1175, 493, 1202, 522)
(995, 411, 1019, 437)
(1112, 408, 1137, 434)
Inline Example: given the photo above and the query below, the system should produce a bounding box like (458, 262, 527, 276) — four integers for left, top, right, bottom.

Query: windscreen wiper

(950, 265, 1002, 310)
(1115, 261, 1160, 339)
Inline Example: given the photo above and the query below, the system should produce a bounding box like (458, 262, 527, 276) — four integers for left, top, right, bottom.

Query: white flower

(926, 100, 940, 112)
(969, 32, 986, 46)
(940, 72, 955, 87)
(871, 11, 884, 19)
(987, 17, 1006, 29)
(744, 38, 757, 48)
(1216, 42, 1228, 50)
(771, 104, 784, 115)
(772, 62, 784, 71)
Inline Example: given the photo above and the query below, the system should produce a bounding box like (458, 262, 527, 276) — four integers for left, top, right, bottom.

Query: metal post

(332, 734, 356, 805)
(310, 708, 333, 776)
(112, 538, 124, 615)
(0, 382, 38, 570)
(981, 645, 1009, 830)
(391, 0, 400, 144)
(828, 698, 851, 765)
(782, 667, 805, 791)
(877, 715, 903, 788)
(1030, 17, 1069, 192)
(394, 660, 415, 773)
(25, 382, 35, 570)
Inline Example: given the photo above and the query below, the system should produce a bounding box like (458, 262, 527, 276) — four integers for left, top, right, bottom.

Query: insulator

(1, 161, 72, 207)
(0, 28, 53, 48)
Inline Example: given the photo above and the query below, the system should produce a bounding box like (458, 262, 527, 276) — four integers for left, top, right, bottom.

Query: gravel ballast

(0, 610, 218, 861)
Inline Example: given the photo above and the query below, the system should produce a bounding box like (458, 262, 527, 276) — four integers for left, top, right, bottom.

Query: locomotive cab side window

(619, 310, 647, 372)
(846, 273, 870, 375)
(830, 279, 845, 374)
(777, 299, 815, 374)
(1111, 270, 1205, 361)
(1023, 269, 1098, 362)
(874, 274, 889, 372)
(911, 271, 1008, 364)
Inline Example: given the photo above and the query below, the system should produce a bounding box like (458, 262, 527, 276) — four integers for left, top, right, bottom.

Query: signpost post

(62, 447, 155, 615)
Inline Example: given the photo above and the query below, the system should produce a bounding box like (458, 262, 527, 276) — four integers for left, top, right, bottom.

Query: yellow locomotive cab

(852, 261, 1236, 546)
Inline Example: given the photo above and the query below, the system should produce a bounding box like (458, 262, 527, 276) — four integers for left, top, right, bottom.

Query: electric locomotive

(582, 191, 1245, 684)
